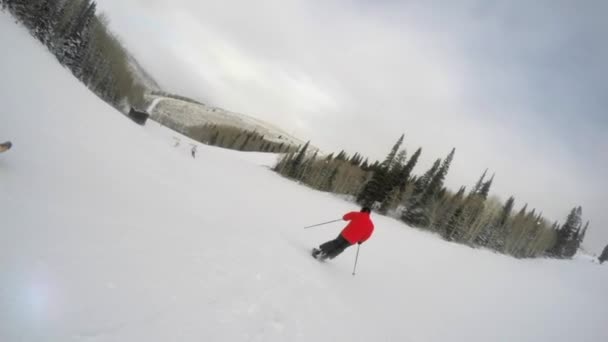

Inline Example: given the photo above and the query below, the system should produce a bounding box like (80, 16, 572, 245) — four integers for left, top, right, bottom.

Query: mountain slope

(1, 12, 607, 342)
(146, 93, 307, 147)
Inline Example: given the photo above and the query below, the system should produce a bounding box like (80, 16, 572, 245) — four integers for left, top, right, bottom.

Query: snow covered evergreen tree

(287, 141, 310, 179)
(357, 134, 404, 208)
(421, 149, 455, 207)
(550, 206, 584, 258)
(379, 147, 422, 214)
(401, 158, 441, 226)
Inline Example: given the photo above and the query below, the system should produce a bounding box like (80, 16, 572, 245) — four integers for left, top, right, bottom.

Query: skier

(599, 244, 608, 264)
(312, 207, 374, 261)
(191, 145, 197, 158)
(0, 141, 12, 153)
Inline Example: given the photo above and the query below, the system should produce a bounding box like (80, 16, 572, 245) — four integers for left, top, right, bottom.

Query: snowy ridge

(1, 11, 607, 342)
(146, 93, 308, 147)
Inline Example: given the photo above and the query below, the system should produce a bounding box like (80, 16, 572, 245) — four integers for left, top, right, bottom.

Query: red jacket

(340, 211, 374, 244)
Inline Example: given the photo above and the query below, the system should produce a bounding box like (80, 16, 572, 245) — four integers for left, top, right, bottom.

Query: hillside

(145, 93, 308, 148)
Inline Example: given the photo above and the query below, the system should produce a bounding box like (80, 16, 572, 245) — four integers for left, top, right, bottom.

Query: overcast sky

(97, 0, 607, 253)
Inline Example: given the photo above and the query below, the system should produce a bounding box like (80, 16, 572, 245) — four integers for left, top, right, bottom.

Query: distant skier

(191, 145, 197, 158)
(599, 244, 608, 264)
(0, 141, 12, 153)
(312, 207, 375, 261)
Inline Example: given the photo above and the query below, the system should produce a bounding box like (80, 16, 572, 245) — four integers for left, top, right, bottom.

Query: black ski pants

(319, 234, 352, 259)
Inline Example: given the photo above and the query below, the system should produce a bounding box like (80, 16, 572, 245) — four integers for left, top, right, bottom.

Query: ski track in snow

(1, 11, 607, 342)
(145, 97, 164, 113)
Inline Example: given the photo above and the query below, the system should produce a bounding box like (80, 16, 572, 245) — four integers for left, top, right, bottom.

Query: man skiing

(312, 207, 374, 261)
(599, 244, 608, 264)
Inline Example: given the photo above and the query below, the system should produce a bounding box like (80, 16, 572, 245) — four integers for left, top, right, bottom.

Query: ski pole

(352, 244, 361, 276)
(303, 219, 342, 229)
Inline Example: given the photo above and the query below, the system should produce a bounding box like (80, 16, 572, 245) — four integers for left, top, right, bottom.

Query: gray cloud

(97, 0, 607, 253)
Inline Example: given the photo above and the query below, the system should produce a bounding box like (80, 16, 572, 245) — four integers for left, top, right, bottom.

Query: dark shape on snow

(0, 141, 12, 153)
(127, 108, 150, 126)
(599, 244, 608, 264)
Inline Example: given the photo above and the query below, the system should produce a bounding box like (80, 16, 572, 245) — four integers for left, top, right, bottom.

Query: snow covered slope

(1, 12, 607, 342)
(146, 93, 307, 147)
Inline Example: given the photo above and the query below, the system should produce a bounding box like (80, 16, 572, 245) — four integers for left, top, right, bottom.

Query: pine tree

(381, 134, 404, 170)
(398, 147, 421, 192)
(349, 153, 363, 167)
(357, 135, 404, 208)
(287, 141, 310, 179)
(551, 206, 583, 258)
(360, 158, 370, 170)
(400, 159, 439, 227)
(412, 159, 441, 198)
(299, 151, 318, 182)
(445, 205, 469, 241)
(498, 196, 515, 227)
(336, 150, 347, 161)
(356, 167, 388, 207)
(239, 132, 252, 151)
(402, 149, 455, 227)
(435, 186, 466, 236)
(379, 149, 407, 213)
(470, 169, 488, 196)
(275, 151, 295, 174)
(478, 173, 494, 200)
(420, 148, 455, 206)
(394, 150, 407, 170)
(577, 221, 589, 246)
(486, 196, 515, 250)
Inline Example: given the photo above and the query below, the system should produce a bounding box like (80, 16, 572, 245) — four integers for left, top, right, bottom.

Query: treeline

(188, 124, 298, 154)
(1, 0, 146, 110)
(275, 135, 590, 259)
(274, 141, 370, 196)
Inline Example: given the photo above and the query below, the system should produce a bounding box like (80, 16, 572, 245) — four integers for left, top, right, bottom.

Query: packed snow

(1, 12, 607, 342)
